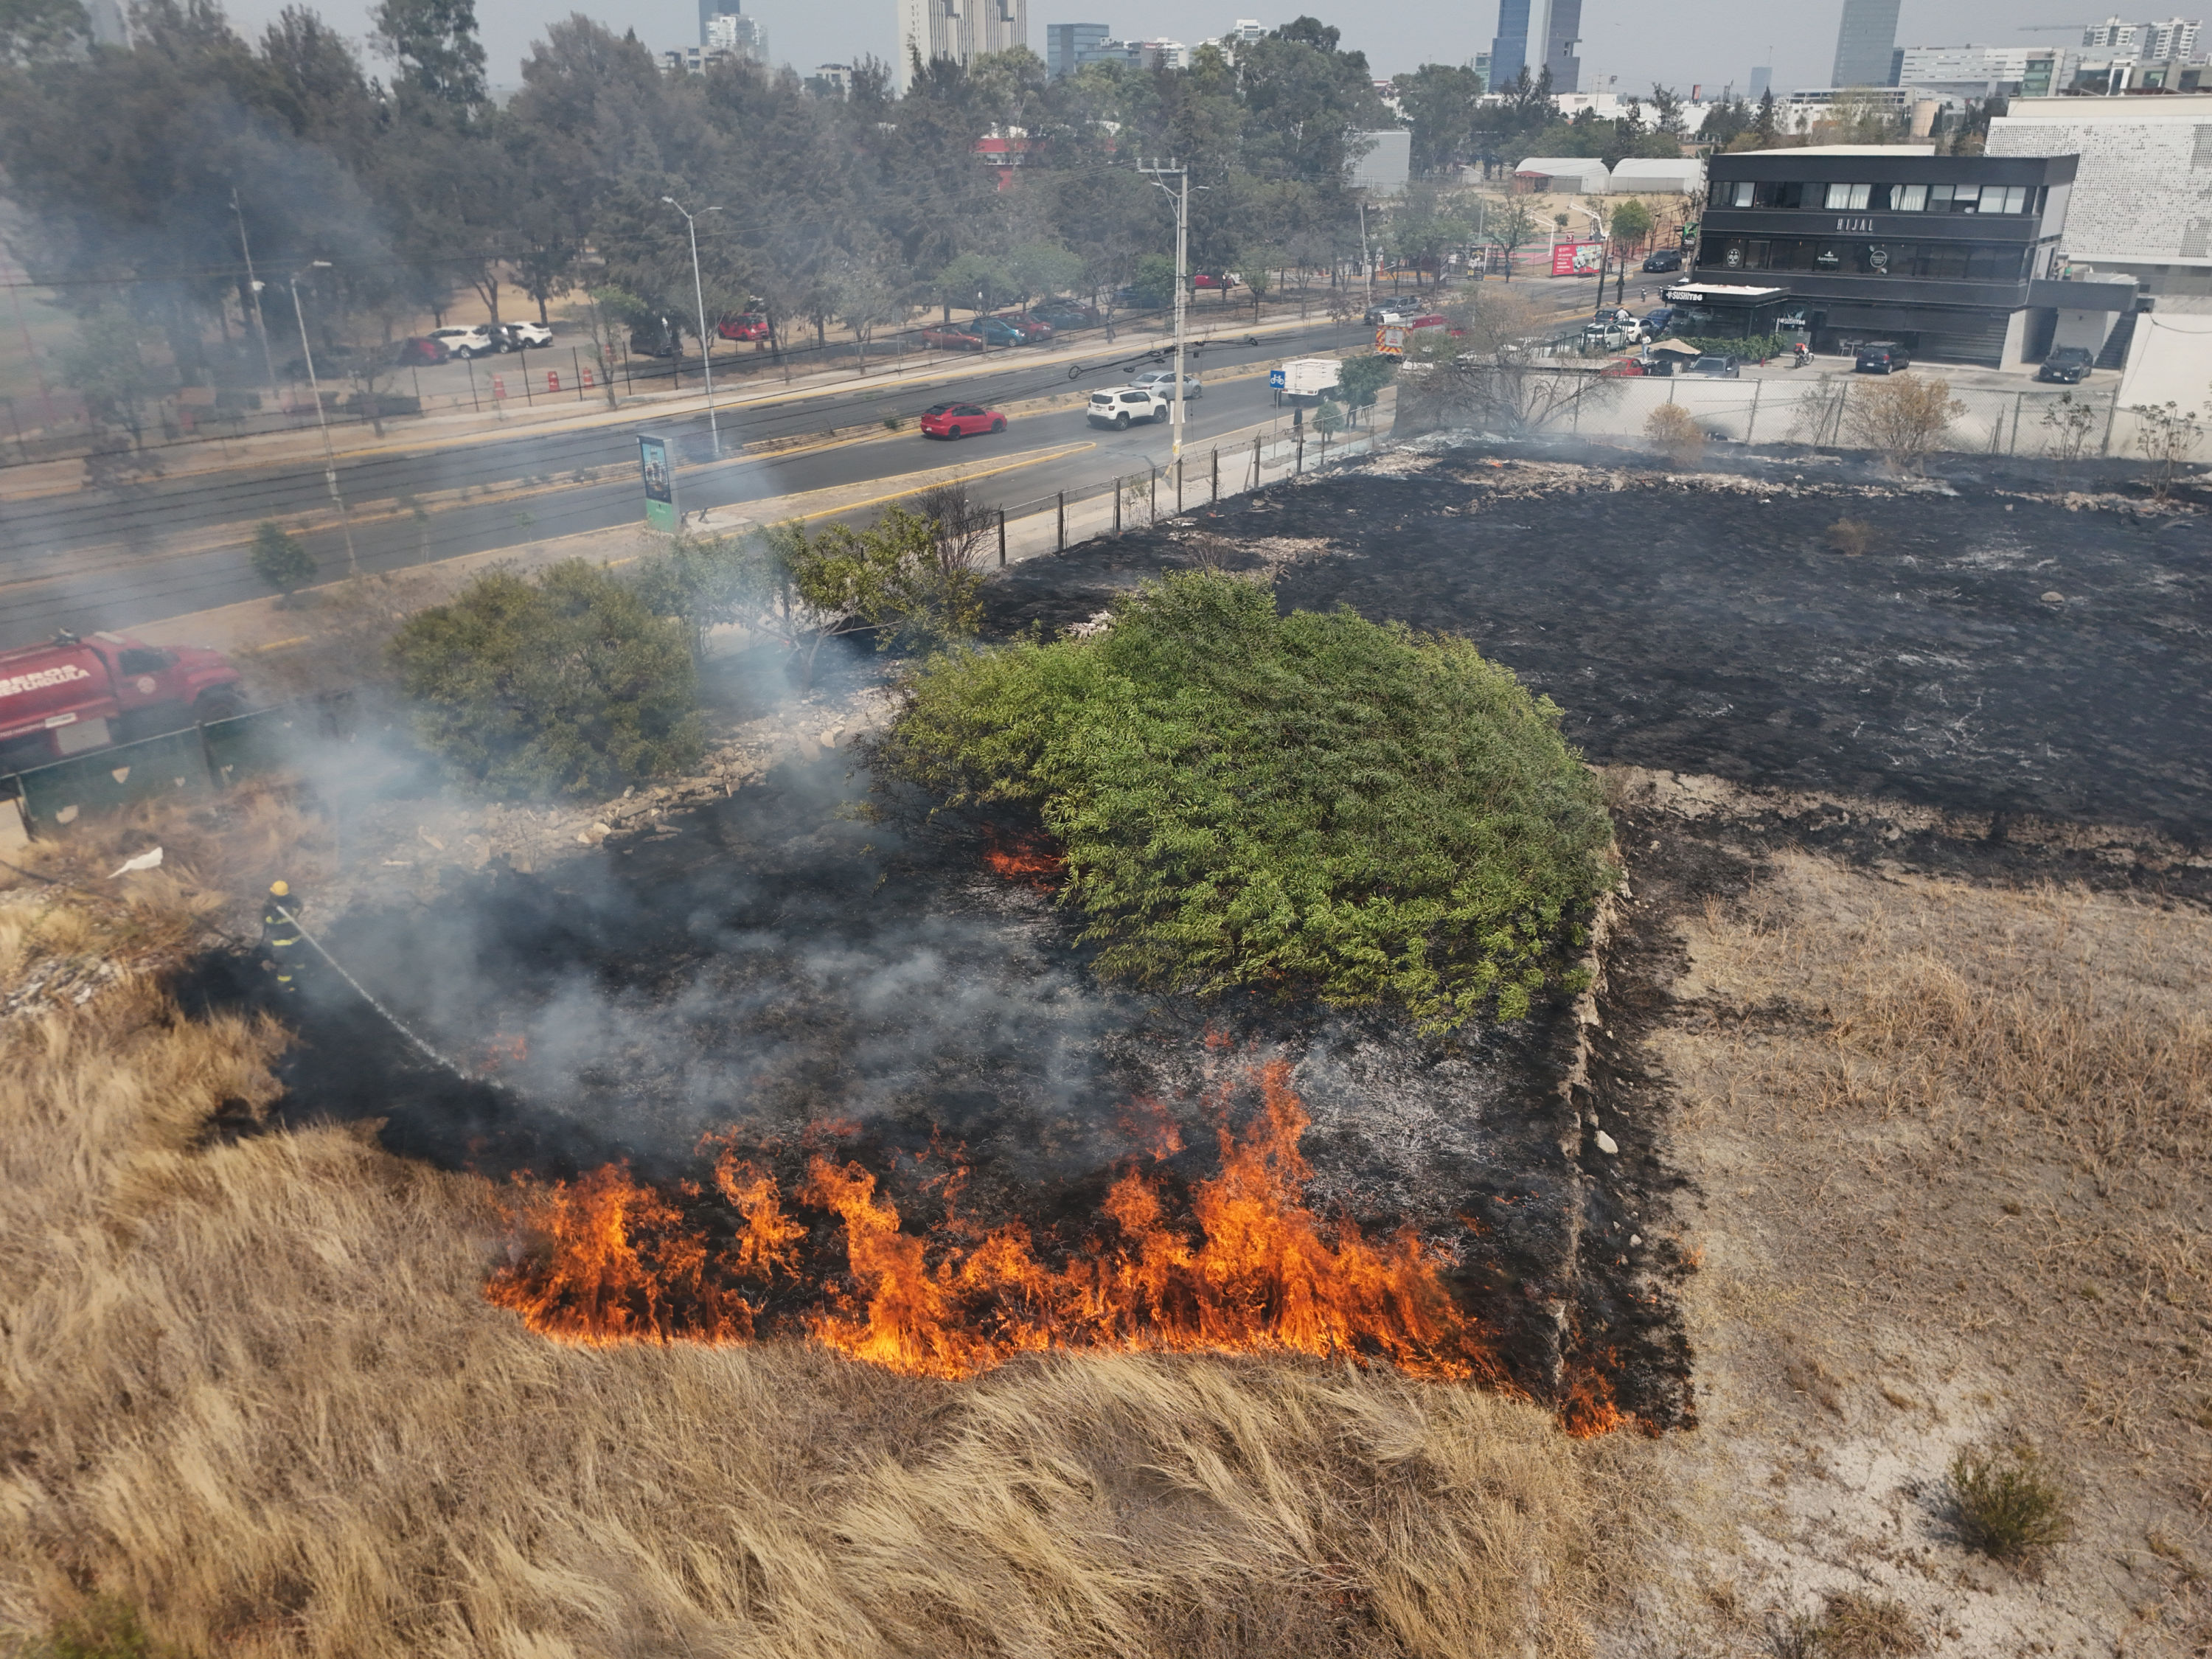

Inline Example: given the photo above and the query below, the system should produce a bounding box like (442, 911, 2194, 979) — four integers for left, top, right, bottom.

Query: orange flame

(478, 1032, 528, 1071)
(487, 1062, 1514, 1391)
(981, 824, 1065, 889)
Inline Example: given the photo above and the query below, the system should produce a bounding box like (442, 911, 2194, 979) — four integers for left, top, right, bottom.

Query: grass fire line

(482, 1057, 1609, 1411)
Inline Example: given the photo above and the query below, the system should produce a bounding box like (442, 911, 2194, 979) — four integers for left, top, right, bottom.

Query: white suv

(499, 321, 554, 349)
(1088, 386, 1169, 428)
(428, 325, 498, 359)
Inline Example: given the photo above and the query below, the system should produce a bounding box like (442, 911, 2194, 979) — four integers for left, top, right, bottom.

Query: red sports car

(717, 312, 771, 341)
(919, 401, 1006, 439)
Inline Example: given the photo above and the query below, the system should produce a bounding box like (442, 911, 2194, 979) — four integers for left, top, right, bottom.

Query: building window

(1893, 184, 1929, 212)
(1983, 185, 2028, 214)
(1825, 182, 1871, 210)
(1726, 180, 1754, 207)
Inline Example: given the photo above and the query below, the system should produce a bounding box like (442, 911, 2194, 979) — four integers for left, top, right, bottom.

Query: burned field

(210, 748, 1663, 1420)
(993, 449, 2212, 844)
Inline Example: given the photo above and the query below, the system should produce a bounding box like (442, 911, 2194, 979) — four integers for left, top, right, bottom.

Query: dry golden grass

(1640, 850, 2212, 1652)
(0, 888, 1600, 1658)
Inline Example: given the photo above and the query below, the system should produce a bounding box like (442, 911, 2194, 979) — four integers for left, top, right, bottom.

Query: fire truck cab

(0, 630, 243, 773)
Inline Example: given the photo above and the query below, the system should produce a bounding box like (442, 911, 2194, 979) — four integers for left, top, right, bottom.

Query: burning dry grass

(0, 900, 1604, 1656)
(1630, 848, 2212, 1652)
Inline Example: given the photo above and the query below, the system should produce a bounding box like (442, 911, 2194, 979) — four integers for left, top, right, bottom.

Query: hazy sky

(218, 0, 2100, 108)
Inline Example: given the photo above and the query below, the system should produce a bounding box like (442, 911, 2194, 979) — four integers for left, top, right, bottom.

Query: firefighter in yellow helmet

(260, 880, 305, 997)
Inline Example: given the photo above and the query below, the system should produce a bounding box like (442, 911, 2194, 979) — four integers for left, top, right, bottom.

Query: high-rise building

(1490, 0, 1531, 86)
(1540, 0, 1582, 91)
(1748, 63, 1772, 97)
(704, 11, 768, 62)
(897, 0, 1029, 92)
(1831, 0, 1902, 86)
(2081, 15, 2202, 58)
(1491, 0, 1580, 92)
(1047, 21, 1110, 75)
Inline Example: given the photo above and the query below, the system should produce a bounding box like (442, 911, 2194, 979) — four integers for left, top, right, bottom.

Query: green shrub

(877, 571, 1616, 1029)
(391, 560, 703, 796)
(248, 519, 316, 601)
(26, 1599, 183, 1659)
(1674, 333, 1792, 362)
(1948, 1444, 2072, 1562)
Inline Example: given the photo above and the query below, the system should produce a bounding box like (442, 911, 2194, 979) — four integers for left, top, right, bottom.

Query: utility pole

(287, 262, 357, 578)
(231, 188, 279, 408)
(1140, 159, 1191, 466)
(662, 195, 724, 459)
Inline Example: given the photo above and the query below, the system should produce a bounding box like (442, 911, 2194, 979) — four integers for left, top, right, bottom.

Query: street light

(662, 195, 724, 458)
(286, 260, 358, 578)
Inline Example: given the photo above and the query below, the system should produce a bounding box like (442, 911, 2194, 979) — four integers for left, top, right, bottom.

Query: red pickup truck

(0, 631, 243, 773)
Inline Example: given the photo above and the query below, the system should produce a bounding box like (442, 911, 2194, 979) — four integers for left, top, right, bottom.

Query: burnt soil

(987, 448, 2212, 846)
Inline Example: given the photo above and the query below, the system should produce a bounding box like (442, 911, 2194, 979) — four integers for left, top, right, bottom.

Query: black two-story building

(1677, 147, 2082, 366)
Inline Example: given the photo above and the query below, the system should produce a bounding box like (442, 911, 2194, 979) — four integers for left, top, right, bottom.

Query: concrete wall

(1989, 102, 2212, 289)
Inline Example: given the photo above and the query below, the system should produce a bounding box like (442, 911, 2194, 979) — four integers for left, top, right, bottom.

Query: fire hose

(271, 902, 495, 1086)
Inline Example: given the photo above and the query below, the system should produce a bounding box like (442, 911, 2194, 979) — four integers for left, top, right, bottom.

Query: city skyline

(201, 0, 2168, 103)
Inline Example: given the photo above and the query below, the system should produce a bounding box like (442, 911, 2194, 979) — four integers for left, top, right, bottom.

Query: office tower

(897, 0, 1029, 92)
(1048, 21, 1109, 75)
(1540, 0, 1582, 91)
(1490, 0, 1531, 85)
(1748, 63, 1771, 97)
(1832, 0, 1903, 86)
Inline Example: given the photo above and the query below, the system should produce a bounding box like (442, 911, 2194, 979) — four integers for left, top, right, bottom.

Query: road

(0, 279, 1619, 650)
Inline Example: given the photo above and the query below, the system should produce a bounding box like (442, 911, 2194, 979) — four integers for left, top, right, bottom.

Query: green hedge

(877, 572, 1616, 1028)
(1673, 333, 1794, 361)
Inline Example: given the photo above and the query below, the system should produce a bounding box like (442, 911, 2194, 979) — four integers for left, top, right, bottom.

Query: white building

(1610, 156, 1705, 194)
(1514, 155, 1612, 193)
(895, 0, 1029, 93)
(2081, 15, 2202, 60)
(1988, 94, 2212, 295)
(704, 12, 768, 63)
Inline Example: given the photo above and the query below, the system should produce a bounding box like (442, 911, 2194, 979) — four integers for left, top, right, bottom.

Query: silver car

(1130, 369, 1203, 400)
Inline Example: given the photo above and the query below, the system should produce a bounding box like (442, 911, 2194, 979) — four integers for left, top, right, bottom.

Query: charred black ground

(991, 445, 2212, 841)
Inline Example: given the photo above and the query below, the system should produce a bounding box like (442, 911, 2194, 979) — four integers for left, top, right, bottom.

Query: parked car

(1641, 248, 1684, 273)
(919, 401, 1007, 439)
(1363, 302, 1413, 326)
(1032, 300, 1100, 329)
(391, 336, 451, 366)
(919, 322, 987, 352)
(995, 312, 1057, 342)
(962, 316, 1030, 348)
(498, 320, 554, 349)
(1641, 305, 1677, 337)
(2037, 345, 2095, 384)
(429, 324, 499, 360)
(1088, 386, 1169, 428)
(1583, 321, 1632, 351)
(629, 316, 683, 358)
(1854, 340, 1912, 375)
(717, 312, 771, 341)
(1193, 272, 1239, 291)
(1686, 355, 1743, 378)
(1130, 368, 1202, 400)
(1599, 356, 1648, 376)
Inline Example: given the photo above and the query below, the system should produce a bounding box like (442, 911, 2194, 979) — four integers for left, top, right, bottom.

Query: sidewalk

(0, 307, 1348, 503)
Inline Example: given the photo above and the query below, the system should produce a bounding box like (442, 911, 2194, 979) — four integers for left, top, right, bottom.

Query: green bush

(391, 560, 703, 796)
(248, 519, 316, 600)
(26, 1599, 183, 1659)
(877, 571, 1615, 1029)
(1948, 1444, 2072, 1563)
(1674, 333, 1793, 362)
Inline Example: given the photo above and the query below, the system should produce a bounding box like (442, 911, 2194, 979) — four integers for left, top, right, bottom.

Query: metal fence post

(573, 347, 585, 401)
(1175, 457, 1183, 514)
(2101, 389, 2120, 457)
(1745, 379, 1761, 445)
(1295, 434, 1304, 476)
(1211, 447, 1220, 504)
(1150, 465, 1157, 522)
(997, 507, 1006, 567)
(1113, 478, 1121, 534)
(1057, 491, 1065, 552)
(1251, 434, 1262, 490)
(467, 358, 480, 413)
(2009, 390, 2023, 455)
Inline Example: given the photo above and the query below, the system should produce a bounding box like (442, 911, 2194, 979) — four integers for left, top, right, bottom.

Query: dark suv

(2037, 345, 2095, 384)
(1854, 340, 1911, 375)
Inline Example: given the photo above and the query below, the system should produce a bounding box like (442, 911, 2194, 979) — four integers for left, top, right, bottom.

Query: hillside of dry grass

(0, 826, 1602, 1658)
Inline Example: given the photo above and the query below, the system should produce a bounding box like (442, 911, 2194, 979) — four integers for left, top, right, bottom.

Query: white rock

(1629, 1234, 1641, 1247)
(1595, 1130, 1619, 1155)
(2040, 591, 2065, 604)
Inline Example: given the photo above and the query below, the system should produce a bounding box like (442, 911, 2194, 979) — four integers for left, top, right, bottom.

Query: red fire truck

(0, 631, 243, 773)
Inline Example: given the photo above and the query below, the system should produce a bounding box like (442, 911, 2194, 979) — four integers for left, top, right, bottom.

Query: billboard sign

(1551, 240, 1606, 277)
(637, 434, 677, 533)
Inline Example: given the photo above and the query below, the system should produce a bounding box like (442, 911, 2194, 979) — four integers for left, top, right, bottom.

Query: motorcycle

(1790, 342, 1815, 369)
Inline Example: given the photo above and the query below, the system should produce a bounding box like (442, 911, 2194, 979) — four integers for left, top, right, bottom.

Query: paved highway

(0, 326, 1356, 647)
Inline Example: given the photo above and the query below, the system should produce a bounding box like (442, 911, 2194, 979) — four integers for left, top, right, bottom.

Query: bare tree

(1845, 375, 1965, 473)
(1393, 287, 1622, 437)
(2039, 391, 2099, 462)
(909, 479, 996, 575)
(1787, 374, 1851, 451)
(2130, 400, 2205, 502)
(1644, 403, 1705, 466)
